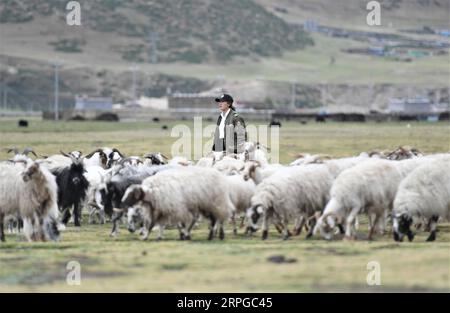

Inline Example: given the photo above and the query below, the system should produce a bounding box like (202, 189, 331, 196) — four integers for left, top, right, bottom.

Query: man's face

(218, 101, 230, 112)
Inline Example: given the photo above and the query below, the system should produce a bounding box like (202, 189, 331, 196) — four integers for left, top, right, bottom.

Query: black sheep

(103, 165, 174, 236)
(51, 160, 89, 227)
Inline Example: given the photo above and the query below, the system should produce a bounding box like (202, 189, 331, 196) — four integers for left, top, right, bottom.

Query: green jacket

(212, 110, 246, 154)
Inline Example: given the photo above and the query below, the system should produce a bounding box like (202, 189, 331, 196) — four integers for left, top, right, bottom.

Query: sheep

(314, 158, 429, 241)
(4, 214, 22, 234)
(241, 142, 270, 166)
(213, 157, 245, 175)
(83, 147, 124, 169)
(83, 165, 108, 224)
(143, 153, 168, 166)
(49, 154, 90, 227)
(246, 156, 368, 240)
(196, 156, 216, 168)
(6, 147, 37, 160)
(386, 146, 423, 160)
(393, 157, 450, 242)
(242, 161, 285, 185)
(104, 148, 125, 168)
(290, 154, 333, 166)
(84, 149, 108, 168)
(168, 156, 193, 166)
(0, 158, 60, 242)
(104, 164, 175, 236)
(40, 154, 73, 168)
(196, 151, 223, 168)
(121, 167, 234, 241)
(225, 174, 256, 234)
(126, 207, 145, 234)
(120, 156, 143, 166)
(36, 150, 86, 169)
(361, 146, 424, 160)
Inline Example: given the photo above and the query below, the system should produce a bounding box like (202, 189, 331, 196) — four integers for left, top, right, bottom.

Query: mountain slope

(0, 0, 313, 63)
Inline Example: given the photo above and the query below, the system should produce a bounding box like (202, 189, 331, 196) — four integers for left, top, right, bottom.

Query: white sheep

(0, 158, 60, 242)
(168, 156, 193, 166)
(225, 174, 256, 234)
(83, 165, 108, 224)
(121, 167, 235, 241)
(213, 157, 246, 175)
(143, 153, 167, 166)
(290, 154, 332, 166)
(314, 158, 428, 241)
(241, 161, 285, 185)
(247, 164, 335, 240)
(393, 157, 450, 242)
(246, 155, 371, 240)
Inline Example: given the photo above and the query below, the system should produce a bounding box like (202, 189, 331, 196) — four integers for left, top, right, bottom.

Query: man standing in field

(212, 94, 246, 154)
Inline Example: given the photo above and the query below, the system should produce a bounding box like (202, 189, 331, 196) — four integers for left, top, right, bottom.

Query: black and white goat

(50, 152, 89, 226)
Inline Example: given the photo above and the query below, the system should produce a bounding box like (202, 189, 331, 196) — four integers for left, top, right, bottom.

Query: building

(75, 95, 113, 111)
(388, 97, 433, 114)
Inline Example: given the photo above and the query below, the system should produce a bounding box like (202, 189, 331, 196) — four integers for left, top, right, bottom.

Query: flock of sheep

(0, 144, 449, 244)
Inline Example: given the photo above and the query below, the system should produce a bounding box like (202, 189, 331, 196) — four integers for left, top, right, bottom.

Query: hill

(0, 0, 313, 63)
(0, 0, 449, 111)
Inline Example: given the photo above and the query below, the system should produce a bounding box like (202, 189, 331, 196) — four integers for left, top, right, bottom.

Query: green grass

(0, 120, 449, 292)
(0, 119, 449, 163)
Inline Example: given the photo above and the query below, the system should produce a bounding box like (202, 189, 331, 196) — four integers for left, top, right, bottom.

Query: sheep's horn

(12, 159, 27, 165)
(61, 150, 81, 165)
(7, 147, 19, 155)
(85, 149, 103, 158)
(36, 160, 52, 165)
(60, 151, 72, 158)
(160, 154, 169, 160)
(112, 148, 125, 158)
(22, 147, 37, 157)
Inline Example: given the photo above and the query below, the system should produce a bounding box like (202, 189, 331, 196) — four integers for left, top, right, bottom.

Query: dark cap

(215, 94, 234, 104)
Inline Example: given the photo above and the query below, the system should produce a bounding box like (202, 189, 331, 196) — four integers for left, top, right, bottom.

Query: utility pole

(2, 84, 7, 111)
(53, 63, 60, 121)
(131, 65, 137, 104)
(149, 32, 159, 64)
(291, 80, 297, 109)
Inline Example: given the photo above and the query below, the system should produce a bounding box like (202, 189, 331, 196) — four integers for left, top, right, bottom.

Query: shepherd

(212, 94, 246, 155)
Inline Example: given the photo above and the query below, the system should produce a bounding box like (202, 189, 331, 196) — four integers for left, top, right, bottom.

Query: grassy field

(0, 119, 449, 292)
